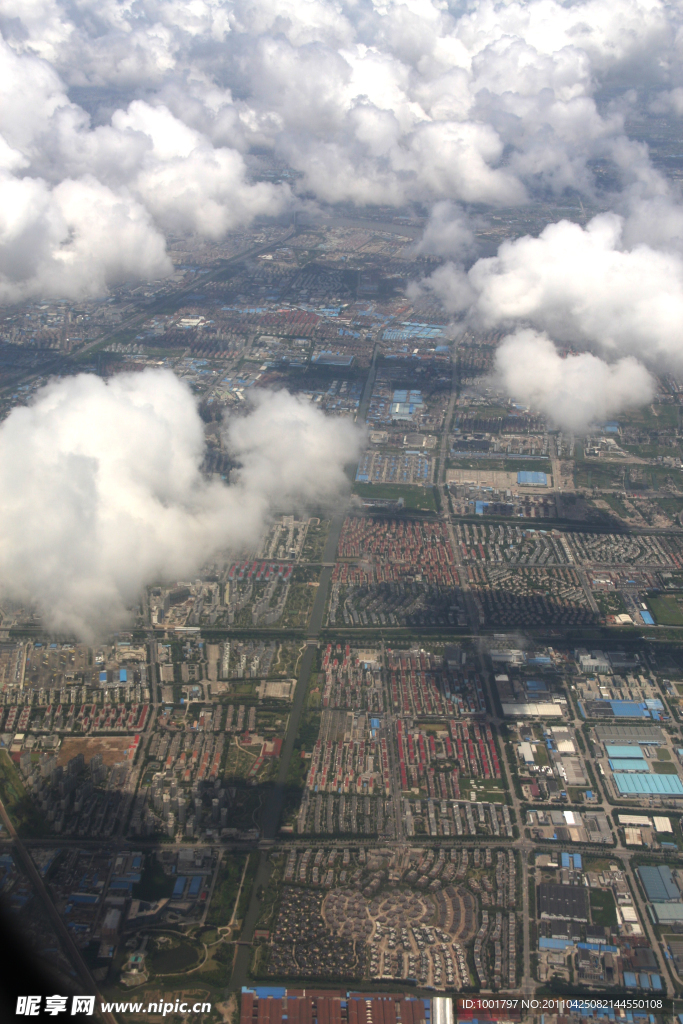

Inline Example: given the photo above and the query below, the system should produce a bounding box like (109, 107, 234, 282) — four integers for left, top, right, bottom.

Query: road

(229, 326, 384, 989)
(450, 523, 535, 994)
(229, 514, 348, 989)
(0, 227, 296, 403)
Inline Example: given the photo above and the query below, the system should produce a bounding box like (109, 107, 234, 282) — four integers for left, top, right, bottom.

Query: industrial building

(502, 702, 562, 718)
(613, 773, 683, 796)
(538, 883, 589, 921)
(595, 725, 664, 745)
(638, 865, 681, 903)
(518, 471, 547, 487)
(240, 989, 433, 1024)
(650, 904, 683, 925)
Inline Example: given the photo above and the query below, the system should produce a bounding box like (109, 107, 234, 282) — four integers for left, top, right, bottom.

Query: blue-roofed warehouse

(539, 937, 572, 950)
(172, 877, 187, 899)
(610, 700, 651, 718)
(518, 471, 547, 486)
(614, 773, 683, 796)
(608, 758, 649, 772)
(638, 865, 681, 902)
(605, 745, 644, 759)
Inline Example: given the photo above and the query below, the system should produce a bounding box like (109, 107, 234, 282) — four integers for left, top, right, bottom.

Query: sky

(2, 0, 683, 631)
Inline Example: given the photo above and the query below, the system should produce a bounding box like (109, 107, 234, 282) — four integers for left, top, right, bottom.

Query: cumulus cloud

(494, 329, 656, 431)
(0, 173, 172, 302)
(0, 0, 681, 295)
(0, 371, 362, 638)
(414, 201, 477, 258)
(418, 210, 683, 425)
(426, 213, 683, 370)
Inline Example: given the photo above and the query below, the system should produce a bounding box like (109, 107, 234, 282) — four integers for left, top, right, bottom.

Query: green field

(205, 854, 249, 927)
(589, 888, 617, 927)
(621, 404, 680, 429)
(148, 937, 200, 974)
(622, 443, 683, 459)
(658, 748, 672, 761)
(533, 744, 549, 767)
(574, 461, 625, 490)
(301, 519, 330, 561)
(352, 483, 437, 511)
(652, 762, 680, 774)
(653, 495, 683, 519)
(0, 752, 46, 837)
(447, 457, 552, 475)
(647, 596, 683, 626)
(593, 590, 628, 617)
(599, 494, 630, 518)
(460, 777, 507, 803)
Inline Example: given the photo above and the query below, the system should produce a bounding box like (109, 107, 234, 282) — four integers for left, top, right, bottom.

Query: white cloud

(0, 0, 680, 298)
(494, 329, 656, 431)
(0, 371, 362, 638)
(426, 213, 683, 370)
(0, 173, 171, 302)
(414, 201, 476, 258)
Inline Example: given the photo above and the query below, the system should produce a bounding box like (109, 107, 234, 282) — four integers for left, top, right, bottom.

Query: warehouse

(595, 725, 664, 745)
(650, 904, 683, 925)
(538, 883, 589, 921)
(638, 866, 680, 903)
(518, 471, 548, 487)
(502, 702, 562, 718)
(614, 774, 683, 796)
(608, 758, 649, 772)
(605, 745, 645, 759)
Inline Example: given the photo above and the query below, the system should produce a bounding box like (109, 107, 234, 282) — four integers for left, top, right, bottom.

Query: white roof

(619, 814, 651, 826)
(653, 816, 673, 832)
(502, 702, 562, 717)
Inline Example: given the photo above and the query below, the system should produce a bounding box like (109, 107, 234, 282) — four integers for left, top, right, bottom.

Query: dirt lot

(57, 736, 131, 766)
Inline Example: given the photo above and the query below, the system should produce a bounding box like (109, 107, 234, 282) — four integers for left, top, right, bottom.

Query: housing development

(4, 212, 683, 1024)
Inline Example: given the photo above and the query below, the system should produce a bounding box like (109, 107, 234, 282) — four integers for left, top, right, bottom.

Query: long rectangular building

(614, 773, 683, 796)
(538, 883, 589, 921)
(595, 724, 664, 745)
(241, 990, 433, 1024)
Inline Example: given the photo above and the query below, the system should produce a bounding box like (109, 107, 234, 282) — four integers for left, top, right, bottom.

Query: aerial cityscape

(5, 1, 683, 1023)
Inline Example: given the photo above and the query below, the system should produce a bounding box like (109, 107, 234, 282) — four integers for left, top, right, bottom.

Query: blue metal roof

(518, 471, 547, 486)
(611, 700, 650, 718)
(609, 758, 649, 772)
(638, 865, 681, 902)
(606, 744, 644, 758)
(615, 773, 683, 795)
